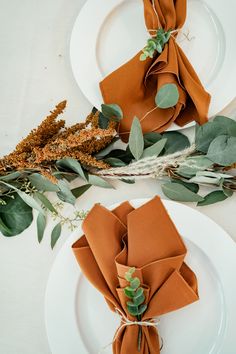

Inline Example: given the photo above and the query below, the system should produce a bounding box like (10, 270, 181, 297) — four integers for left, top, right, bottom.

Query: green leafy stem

(124, 267, 147, 351)
(140, 28, 172, 61)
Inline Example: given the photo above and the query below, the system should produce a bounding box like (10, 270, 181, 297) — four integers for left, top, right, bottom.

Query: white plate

(45, 198, 236, 354)
(70, 0, 236, 130)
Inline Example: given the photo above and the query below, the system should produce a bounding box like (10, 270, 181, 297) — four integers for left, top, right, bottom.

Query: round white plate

(70, 0, 236, 130)
(45, 198, 236, 354)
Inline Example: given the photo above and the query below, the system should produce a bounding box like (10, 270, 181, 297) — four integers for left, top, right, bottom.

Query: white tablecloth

(0, 1, 236, 353)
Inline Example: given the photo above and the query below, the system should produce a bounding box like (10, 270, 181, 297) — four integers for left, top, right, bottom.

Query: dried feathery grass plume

(0, 103, 116, 174)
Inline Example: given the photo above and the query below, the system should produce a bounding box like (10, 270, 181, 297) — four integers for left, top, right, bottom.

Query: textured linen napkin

(100, 0, 210, 141)
(72, 196, 199, 353)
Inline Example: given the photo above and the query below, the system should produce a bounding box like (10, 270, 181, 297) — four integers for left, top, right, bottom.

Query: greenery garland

(0, 86, 236, 247)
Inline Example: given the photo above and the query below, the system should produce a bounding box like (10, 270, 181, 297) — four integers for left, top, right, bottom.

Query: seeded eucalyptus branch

(124, 267, 147, 351)
(140, 29, 171, 61)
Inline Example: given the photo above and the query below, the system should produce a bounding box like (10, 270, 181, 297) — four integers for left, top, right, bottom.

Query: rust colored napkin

(72, 196, 199, 353)
(100, 0, 211, 141)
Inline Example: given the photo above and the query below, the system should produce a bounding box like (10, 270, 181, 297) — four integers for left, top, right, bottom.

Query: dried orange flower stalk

(0, 102, 117, 175)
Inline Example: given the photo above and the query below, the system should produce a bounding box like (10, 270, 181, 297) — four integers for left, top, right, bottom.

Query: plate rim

(69, 0, 236, 125)
(45, 198, 236, 354)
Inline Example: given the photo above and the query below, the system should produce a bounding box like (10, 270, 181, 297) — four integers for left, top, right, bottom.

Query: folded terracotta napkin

(72, 196, 199, 353)
(100, 0, 210, 141)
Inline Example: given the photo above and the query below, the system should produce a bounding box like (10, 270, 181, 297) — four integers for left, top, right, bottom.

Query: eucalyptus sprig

(124, 267, 147, 351)
(0, 166, 112, 247)
(140, 29, 171, 61)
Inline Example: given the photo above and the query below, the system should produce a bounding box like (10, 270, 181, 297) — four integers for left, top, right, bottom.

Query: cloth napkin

(100, 0, 211, 141)
(72, 197, 199, 354)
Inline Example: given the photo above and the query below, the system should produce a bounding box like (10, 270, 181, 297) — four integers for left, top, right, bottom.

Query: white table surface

(0, 1, 236, 354)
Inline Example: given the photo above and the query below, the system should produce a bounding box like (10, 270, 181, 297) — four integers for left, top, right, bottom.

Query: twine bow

(98, 308, 162, 354)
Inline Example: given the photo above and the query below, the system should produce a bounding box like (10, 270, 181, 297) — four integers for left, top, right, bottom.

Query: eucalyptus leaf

(223, 188, 234, 197)
(101, 104, 123, 121)
(98, 112, 109, 129)
(0, 183, 11, 194)
(155, 83, 179, 109)
(193, 171, 233, 179)
(176, 156, 213, 178)
(134, 288, 144, 297)
(0, 216, 12, 236)
(214, 116, 236, 136)
(88, 175, 114, 189)
(142, 138, 167, 158)
(133, 292, 145, 306)
(125, 267, 135, 282)
(162, 131, 190, 155)
(207, 135, 236, 166)
(198, 191, 229, 206)
(0, 194, 33, 236)
(195, 117, 236, 153)
(127, 302, 139, 316)
(29, 173, 59, 192)
(137, 303, 147, 316)
(189, 175, 222, 186)
(124, 287, 136, 298)
(71, 184, 91, 198)
(125, 273, 132, 282)
(35, 192, 57, 213)
(0, 181, 18, 192)
(128, 117, 144, 160)
(0, 172, 21, 182)
(104, 157, 126, 167)
(127, 267, 136, 275)
(156, 42, 163, 53)
(162, 182, 204, 202)
(92, 106, 98, 114)
(195, 122, 222, 153)
(17, 191, 44, 214)
(51, 222, 62, 249)
(140, 53, 147, 61)
(37, 213, 46, 243)
(56, 158, 87, 181)
(57, 179, 76, 205)
(8, 181, 22, 189)
(171, 179, 199, 193)
(53, 171, 77, 182)
(130, 277, 141, 290)
(189, 170, 232, 186)
(105, 149, 133, 164)
(143, 132, 162, 147)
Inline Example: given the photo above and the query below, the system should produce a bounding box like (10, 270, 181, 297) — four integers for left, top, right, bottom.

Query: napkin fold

(72, 197, 199, 354)
(100, 0, 211, 141)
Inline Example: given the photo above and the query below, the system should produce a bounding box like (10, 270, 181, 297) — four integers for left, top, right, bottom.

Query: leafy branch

(1, 98, 236, 246)
(140, 29, 171, 61)
(97, 113, 236, 206)
(124, 267, 147, 351)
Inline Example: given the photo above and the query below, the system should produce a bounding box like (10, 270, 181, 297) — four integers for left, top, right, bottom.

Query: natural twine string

(98, 308, 162, 354)
(151, 0, 161, 29)
(147, 0, 194, 41)
(97, 145, 196, 180)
